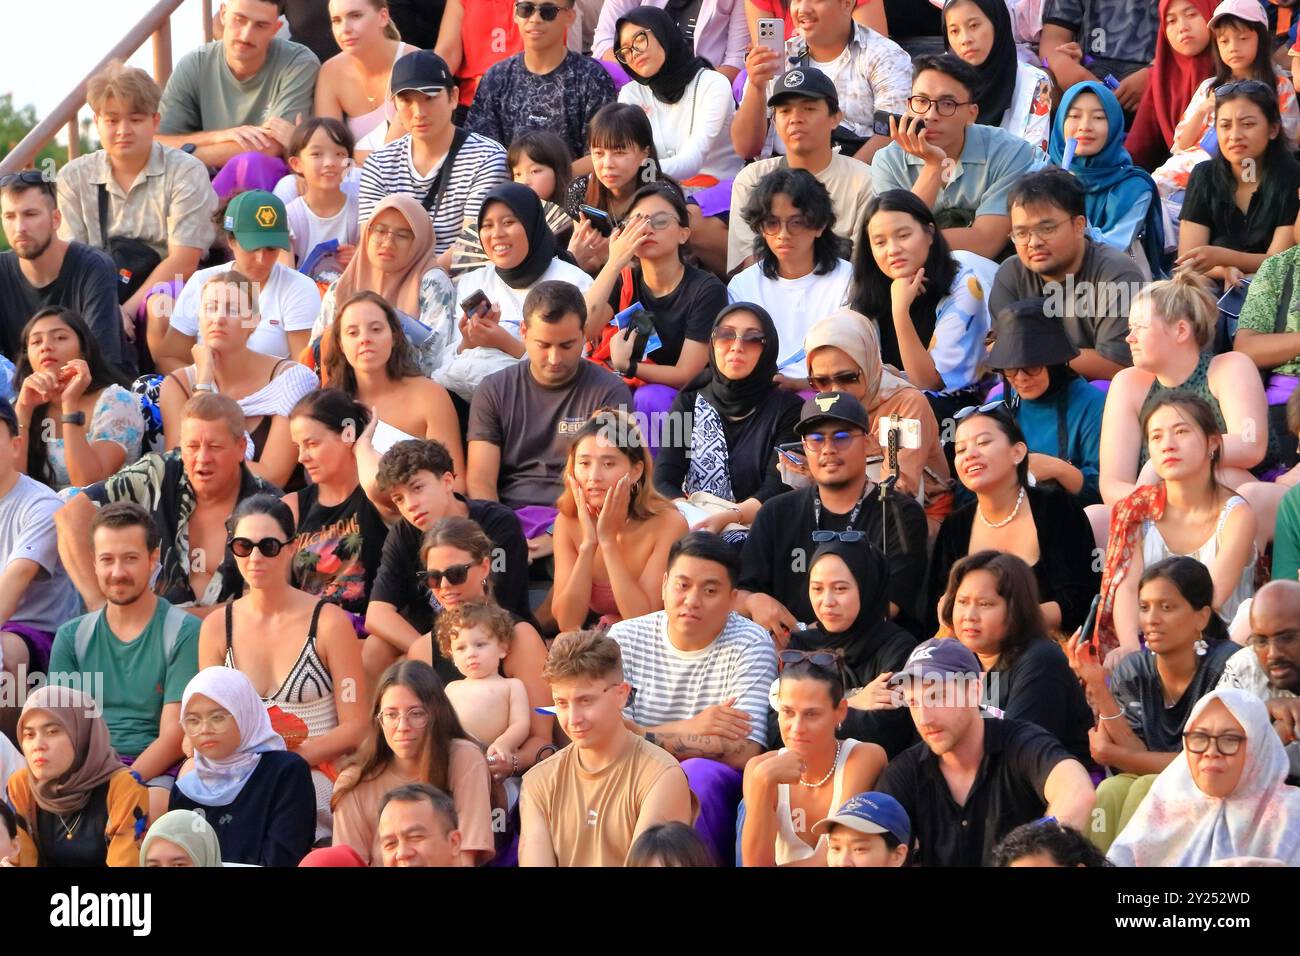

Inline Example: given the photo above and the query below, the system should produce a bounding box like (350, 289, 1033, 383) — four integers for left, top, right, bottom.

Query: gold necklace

(57, 810, 84, 841)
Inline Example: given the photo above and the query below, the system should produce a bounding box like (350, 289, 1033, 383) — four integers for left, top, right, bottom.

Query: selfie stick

(879, 416, 901, 557)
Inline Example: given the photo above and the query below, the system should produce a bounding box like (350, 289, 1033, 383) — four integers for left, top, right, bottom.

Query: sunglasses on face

(802, 430, 862, 451)
(808, 370, 862, 391)
(228, 536, 290, 558)
(711, 327, 767, 346)
(515, 1, 568, 20)
(417, 562, 474, 588)
(759, 215, 812, 237)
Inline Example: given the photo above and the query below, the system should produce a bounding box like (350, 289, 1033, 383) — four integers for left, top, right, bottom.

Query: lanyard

(812, 484, 870, 532)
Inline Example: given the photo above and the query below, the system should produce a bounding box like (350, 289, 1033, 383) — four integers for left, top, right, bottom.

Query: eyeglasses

(229, 536, 290, 558)
(613, 29, 651, 64)
(778, 648, 845, 671)
(1010, 218, 1071, 244)
(417, 562, 474, 588)
(906, 94, 972, 117)
(1182, 730, 1247, 756)
(1215, 79, 1272, 97)
(808, 370, 862, 391)
(182, 711, 233, 734)
(632, 211, 679, 231)
(759, 215, 812, 237)
(516, 1, 568, 21)
(711, 327, 767, 347)
(1247, 631, 1300, 652)
(811, 530, 867, 543)
(801, 429, 862, 451)
(1005, 365, 1046, 378)
(377, 707, 431, 729)
(370, 224, 415, 244)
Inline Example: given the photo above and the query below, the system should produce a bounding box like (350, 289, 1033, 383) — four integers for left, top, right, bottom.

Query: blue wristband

(128, 769, 144, 785)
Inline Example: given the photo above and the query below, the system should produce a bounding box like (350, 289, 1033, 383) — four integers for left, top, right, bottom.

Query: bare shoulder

(1107, 366, 1150, 406)
(1208, 349, 1260, 384)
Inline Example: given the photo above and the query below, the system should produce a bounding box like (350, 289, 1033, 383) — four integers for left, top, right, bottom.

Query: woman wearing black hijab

(653, 301, 802, 541)
(942, 0, 1053, 149)
(613, 6, 742, 187)
(442, 182, 594, 397)
(777, 540, 919, 758)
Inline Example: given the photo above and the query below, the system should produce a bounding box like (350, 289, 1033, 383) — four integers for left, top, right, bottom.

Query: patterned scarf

(1096, 483, 1166, 658)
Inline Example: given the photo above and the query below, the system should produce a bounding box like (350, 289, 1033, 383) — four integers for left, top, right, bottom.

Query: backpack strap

(97, 182, 111, 250)
(160, 604, 190, 658)
(421, 127, 471, 217)
(1274, 264, 1295, 335)
(74, 608, 106, 662)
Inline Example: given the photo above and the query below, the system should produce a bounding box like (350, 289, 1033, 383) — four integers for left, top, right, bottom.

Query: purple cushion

(601, 58, 632, 91)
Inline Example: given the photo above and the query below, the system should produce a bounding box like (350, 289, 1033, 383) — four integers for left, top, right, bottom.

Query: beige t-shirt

(330, 739, 495, 865)
(726, 152, 875, 274)
(519, 732, 690, 867)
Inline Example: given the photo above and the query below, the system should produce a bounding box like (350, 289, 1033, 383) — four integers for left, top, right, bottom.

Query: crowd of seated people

(7, 0, 1300, 869)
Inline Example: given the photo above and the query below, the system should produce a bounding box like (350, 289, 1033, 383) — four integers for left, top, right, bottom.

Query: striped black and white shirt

(607, 611, 777, 747)
(357, 131, 508, 254)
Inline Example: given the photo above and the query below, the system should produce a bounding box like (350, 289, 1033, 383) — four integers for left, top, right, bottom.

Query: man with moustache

(1219, 579, 1300, 779)
(48, 502, 200, 822)
(737, 391, 928, 642)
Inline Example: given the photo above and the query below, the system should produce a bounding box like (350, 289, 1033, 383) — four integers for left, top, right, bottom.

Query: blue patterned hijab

(1050, 81, 1168, 277)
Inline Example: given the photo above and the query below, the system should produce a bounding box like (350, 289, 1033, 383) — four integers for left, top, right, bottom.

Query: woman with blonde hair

(313, 0, 413, 154)
(552, 408, 688, 631)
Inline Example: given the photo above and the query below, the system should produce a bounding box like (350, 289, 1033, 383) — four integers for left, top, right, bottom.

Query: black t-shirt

(290, 483, 390, 618)
(1181, 159, 1300, 255)
(986, 639, 1094, 764)
(35, 781, 112, 867)
(368, 495, 533, 635)
(876, 717, 1073, 867)
(169, 750, 316, 867)
(1110, 640, 1238, 753)
(0, 244, 127, 368)
(607, 264, 726, 368)
(883, 0, 942, 37)
(738, 485, 929, 631)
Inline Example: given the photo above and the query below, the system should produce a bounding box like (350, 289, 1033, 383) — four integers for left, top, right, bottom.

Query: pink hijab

(333, 195, 439, 319)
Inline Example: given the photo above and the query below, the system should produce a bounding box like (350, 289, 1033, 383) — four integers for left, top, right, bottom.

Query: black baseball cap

(390, 50, 456, 96)
(768, 68, 841, 112)
(795, 392, 871, 436)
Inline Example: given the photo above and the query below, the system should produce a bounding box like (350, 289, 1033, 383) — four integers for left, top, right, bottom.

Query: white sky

(0, 0, 212, 148)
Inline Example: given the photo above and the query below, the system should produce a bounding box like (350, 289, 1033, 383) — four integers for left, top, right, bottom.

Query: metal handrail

(0, 0, 214, 176)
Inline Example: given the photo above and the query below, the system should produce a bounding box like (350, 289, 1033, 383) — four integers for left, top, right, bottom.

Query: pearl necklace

(976, 485, 1026, 529)
(799, 740, 842, 789)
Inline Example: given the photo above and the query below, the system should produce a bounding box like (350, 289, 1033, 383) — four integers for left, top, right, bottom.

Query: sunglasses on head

(808, 370, 862, 391)
(515, 1, 567, 20)
(0, 170, 48, 189)
(778, 648, 845, 671)
(811, 530, 866, 543)
(417, 562, 474, 588)
(1214, 79, 1271, 97)
(228, 536, 290, 558)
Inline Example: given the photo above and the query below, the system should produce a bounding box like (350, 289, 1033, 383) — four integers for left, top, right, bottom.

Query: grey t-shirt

(158, 38, 320, 135)
(0, 473, 81, 633)
(467, 359, 632, 511)
(989, 238, 1140, 368)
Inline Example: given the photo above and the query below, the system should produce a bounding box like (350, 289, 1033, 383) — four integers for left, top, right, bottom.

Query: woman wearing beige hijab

(6, 685, 148, 867)
(310, 193, 458, 379)
(804, 309, 954, 535)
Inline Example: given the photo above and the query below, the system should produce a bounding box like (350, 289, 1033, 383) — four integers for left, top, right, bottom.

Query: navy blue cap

(795, 391, 871, 435)
(888, 637, 981, 687)
(812, 792, 911, 845)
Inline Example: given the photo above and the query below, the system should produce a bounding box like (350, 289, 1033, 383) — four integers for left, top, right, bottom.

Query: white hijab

(1109, 689, 1300, 867)
(175, 667, 285, 807)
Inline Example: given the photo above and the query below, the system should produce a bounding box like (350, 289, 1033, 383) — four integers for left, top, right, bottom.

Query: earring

(1194, 632, 1208, 657)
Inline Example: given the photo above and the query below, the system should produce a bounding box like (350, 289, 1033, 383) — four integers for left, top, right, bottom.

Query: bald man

(1219, 581, 1300, 779)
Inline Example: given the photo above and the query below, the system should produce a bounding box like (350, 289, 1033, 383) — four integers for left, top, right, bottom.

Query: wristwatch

(60, 411, 85, 426)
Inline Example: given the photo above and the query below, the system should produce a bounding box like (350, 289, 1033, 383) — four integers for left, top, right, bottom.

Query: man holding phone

(726, 69, 875, 275)
(871, 54, 1044, 261)
(731, 0, 910, 164)
(736, 392, 928, 641)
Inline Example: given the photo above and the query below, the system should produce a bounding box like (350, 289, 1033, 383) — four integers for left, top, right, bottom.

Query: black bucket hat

(985, 296, 1079, 370)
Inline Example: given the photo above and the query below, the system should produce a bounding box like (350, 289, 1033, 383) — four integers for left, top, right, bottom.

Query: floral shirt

(49, 384, 145, 492)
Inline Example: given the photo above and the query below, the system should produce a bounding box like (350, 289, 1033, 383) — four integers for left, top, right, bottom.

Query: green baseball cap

(222, 190, 290, 252)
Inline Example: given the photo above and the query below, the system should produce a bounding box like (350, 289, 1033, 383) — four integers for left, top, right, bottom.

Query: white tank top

(774, 738, 858, 865)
